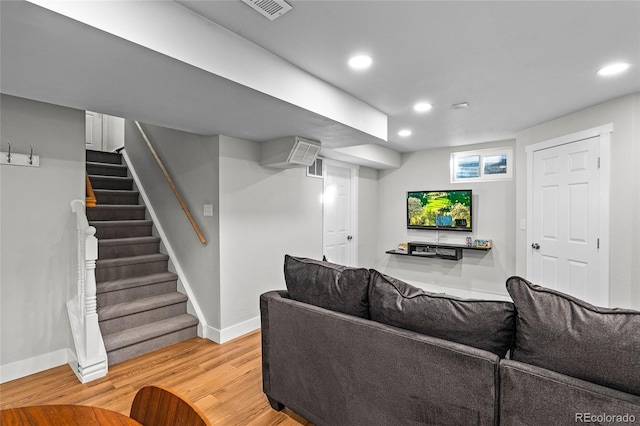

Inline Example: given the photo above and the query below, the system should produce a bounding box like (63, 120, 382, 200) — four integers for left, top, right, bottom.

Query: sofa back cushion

(507, 276, 640, 396)
(283, 255, 370, 318)
(368, 270, 516, 357)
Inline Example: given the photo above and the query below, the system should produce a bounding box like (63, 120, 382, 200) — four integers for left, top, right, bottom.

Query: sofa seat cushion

(284, 255, 370, 318)
(368, 270, 516, 357)
(506, 276, 640, 396)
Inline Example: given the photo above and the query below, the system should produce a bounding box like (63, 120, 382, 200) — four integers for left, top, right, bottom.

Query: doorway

(322, 160, 358, 266)
(526, 124, 611, 306)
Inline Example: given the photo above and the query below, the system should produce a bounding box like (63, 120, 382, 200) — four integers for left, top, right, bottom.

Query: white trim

(122, 149, 209, 336)
(526, 123, 612, 305)
(0, 349, 71, 384)
(204, 316, 261, 344)
(525, 123, 614, 155)
(322, 159, 359, 266)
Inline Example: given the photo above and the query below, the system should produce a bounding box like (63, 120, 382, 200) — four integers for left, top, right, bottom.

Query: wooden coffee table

(1, 404, 142, 425)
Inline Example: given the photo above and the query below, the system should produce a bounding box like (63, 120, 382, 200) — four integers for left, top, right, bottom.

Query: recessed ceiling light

(597, 62, 631, 77)
(348, 54, 373, 70)
(398, 129, 412, 137)
(451, 102, 470, 110)
(414, 102, 433, 113)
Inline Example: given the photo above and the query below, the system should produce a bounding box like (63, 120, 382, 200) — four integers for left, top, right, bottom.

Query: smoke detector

(242, 0, 292, 21)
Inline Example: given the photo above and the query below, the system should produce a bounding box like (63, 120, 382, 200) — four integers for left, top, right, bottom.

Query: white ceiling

(1, 0, 639, 160)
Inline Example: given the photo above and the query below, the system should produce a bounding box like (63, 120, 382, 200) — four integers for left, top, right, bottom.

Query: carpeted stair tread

(96, 272, 177, 294)
(87, 175, 134, 190)
(99, 236, 160, 247)
(86, 150, 122, 164)
(102, 314, 199, 352)
(90, 219, 153, 227)
(96, 253, 168, 269)
(86, 161, 128, 177)
(91, 220, 153, 239)
(88, 205, 146, 221)
(98, 292, 188, 321)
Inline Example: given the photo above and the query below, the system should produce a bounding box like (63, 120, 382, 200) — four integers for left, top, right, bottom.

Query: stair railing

(85, 172, 97, 208)
(67, 199, 108, 383)
(134, 121, 207, 245)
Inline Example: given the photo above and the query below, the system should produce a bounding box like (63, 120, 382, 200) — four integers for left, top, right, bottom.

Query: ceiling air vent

(260, 136, 321, 169)
(242, 0, 292, 21)
(288, 139, 321, 166)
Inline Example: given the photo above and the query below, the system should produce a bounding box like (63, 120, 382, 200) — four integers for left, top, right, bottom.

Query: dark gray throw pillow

(507, 276, 640, 396)
(368, 270, 516, 357)
(283, 255, 370, 318)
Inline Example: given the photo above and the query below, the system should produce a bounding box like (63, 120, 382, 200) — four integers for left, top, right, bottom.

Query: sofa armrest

(260, 290, 501, 426)
(499, 359, 640, 426)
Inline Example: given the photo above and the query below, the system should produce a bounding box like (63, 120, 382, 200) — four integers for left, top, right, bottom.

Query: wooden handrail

(134, 121, 207, 245)
(85, 173, 97, 208)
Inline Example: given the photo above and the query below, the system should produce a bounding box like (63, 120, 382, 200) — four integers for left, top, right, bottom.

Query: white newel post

(68, 200, 108, 383)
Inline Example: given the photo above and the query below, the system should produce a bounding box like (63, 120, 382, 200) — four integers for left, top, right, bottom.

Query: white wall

(515, 93, 640, 309)
(377, 140, 517, 298)
(218, 136, 323, 338)
(0, 95, 84, 376)
(123, 121, 221, 330)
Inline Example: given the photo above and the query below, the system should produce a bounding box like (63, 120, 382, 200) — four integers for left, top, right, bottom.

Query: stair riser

(97, 280, 177, 308)
(88, 207, 146, 221)
(95, 192, 139, 205)
(99, 241, 160, 259)
(99, 302, 188, 335)
(90, 177, 133, 191)
(87, 163, 128, 177)
(94, 224, 152, 239)
(86, 150, 122, 164)
(106, 327, 198, 365)
(96, 259, 169, 282)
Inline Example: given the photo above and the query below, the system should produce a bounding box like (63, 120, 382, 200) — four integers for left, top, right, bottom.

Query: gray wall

(123, 121, 221, 330)
(377, 140, 517, 298)
(357, 166, 379, 268)
(218, 136, 323, 331)
(515, 93, 640, 309)
(0, 95, 84, 366)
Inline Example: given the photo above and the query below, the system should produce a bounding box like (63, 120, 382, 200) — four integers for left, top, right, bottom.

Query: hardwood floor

(0, 330, 312, 425)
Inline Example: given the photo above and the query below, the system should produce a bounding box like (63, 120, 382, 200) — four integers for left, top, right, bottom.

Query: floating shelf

(386, 241, 490, 261)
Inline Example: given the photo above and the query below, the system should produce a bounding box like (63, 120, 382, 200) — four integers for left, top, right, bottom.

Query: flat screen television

(407, 190, 472, 231)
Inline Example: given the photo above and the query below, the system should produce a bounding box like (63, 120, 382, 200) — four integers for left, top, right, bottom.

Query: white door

(529, 133, 608, 306)
(85, 111, 103, 151)
(323, 162, 357, 266)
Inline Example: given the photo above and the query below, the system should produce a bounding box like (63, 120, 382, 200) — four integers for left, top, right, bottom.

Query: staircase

(86, 149, 199, 365)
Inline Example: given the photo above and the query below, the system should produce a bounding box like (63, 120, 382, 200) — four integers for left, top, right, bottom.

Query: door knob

(347, 235, 353, 241)
(531, 243, 540, 250)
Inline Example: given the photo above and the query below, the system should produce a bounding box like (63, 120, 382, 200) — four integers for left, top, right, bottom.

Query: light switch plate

(203, 204, 213, 217)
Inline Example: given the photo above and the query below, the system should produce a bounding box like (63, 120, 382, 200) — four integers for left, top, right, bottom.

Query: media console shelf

(386, 241, 491, 261)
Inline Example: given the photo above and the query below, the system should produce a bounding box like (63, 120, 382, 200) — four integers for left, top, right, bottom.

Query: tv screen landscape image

(407, 190, 472, 231)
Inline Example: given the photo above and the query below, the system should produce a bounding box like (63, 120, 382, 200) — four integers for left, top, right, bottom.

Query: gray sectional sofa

(260, 255, 640, 425)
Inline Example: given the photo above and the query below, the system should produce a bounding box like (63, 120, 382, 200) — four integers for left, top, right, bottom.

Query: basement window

(451, 147, 513, 183)
(307, 157, 323, 178)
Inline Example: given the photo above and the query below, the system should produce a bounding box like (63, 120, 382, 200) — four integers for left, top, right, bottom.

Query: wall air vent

(260, 136, 321, 169)
(242, 0, 292, 21)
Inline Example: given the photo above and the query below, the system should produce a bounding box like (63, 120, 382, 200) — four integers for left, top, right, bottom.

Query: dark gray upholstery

(261, 291, 500, 426)
(369, 270, 516, 357)
(262, 266, 639, 425)
(284, 255, 370, 318)
(506, 276, 640, 396)
(500, 360, 640, 426)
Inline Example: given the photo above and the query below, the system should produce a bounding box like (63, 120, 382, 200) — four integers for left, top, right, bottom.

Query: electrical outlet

(203, 204, 213, 217)
(520, 219, 526, 230)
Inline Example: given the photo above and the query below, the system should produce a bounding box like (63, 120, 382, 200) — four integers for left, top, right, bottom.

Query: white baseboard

(0, 349, 71, 384)
(205, 316, 261, 344)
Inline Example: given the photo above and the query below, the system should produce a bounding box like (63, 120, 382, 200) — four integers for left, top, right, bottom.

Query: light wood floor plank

(0, 330, 312, 425)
